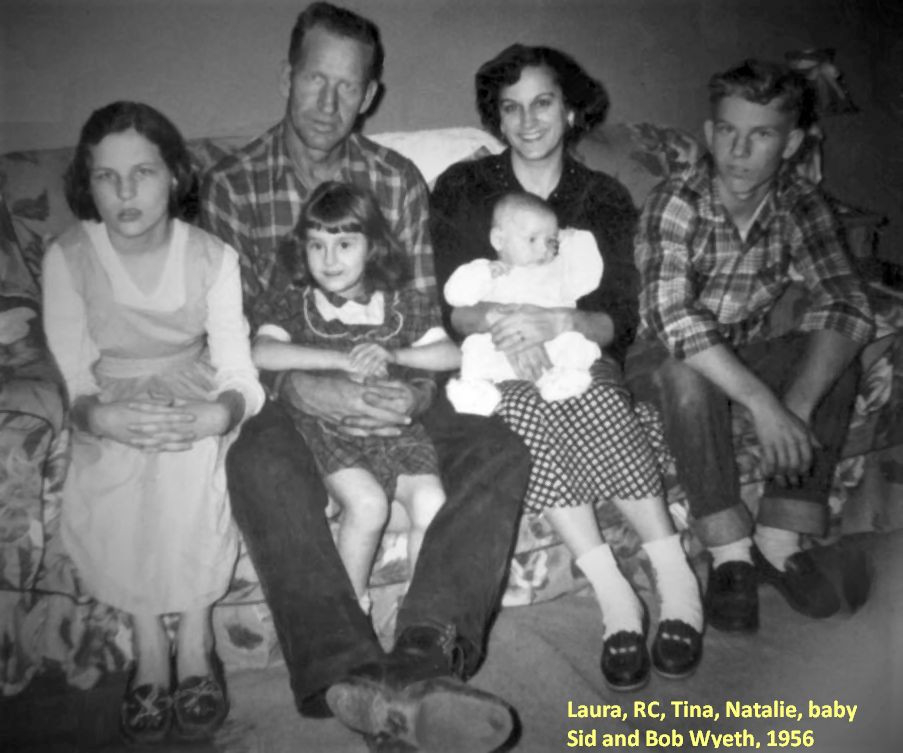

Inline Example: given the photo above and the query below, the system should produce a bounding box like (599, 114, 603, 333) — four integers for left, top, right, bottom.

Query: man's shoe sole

(326, 676, 514, 753)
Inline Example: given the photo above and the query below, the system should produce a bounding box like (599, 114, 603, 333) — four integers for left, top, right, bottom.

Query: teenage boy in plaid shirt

(626, 59, 874, 634)
(199, 4, 526, 751)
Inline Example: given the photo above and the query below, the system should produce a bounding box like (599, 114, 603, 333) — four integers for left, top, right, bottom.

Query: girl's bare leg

(394, 473, 445, 570)
(327, 468, 390, 601)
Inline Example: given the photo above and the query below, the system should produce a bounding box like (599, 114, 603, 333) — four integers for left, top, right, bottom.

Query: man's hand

(748, 393, 818, 486)
(284, 371, 422, 437)
(489, 260, 510, 278)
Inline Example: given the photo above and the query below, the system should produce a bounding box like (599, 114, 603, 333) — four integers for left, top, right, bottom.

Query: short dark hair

(708, 59, 815, 129)
(64, 101, 196, 221)
(280, 180, 409, 291)
(475, 44, 609, 144)
(288, 1, 384, 82)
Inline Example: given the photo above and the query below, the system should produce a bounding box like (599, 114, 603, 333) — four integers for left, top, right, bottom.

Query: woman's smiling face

(498, 65, 572, 165)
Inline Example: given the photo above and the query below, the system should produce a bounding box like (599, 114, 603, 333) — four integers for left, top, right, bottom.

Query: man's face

(704, 94, 803, 206)
(491, 206, 560, 267)
(281, 25, 378, 162)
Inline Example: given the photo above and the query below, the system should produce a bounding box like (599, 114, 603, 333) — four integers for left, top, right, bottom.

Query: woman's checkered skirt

(496, 363, 664, 514)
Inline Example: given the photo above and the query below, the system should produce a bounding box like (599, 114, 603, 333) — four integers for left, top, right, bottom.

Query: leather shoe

(651, 620, 703, 679)
(753, 547, 841, 618)
(326, 675, 514, 753)
(119, 676, 172, 745)
(704, 561, 759, 632)
(386, 625, 467, 686)
(298, 687, 333, 719)
(600, 630, 650, 692)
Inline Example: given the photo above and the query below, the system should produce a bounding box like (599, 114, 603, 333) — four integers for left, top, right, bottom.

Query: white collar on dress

(312, 288, 386, 326)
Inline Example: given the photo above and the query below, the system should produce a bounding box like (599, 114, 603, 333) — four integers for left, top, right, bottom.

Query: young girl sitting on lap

(251, 181, 460, 613)
(43, 101, 264, 743)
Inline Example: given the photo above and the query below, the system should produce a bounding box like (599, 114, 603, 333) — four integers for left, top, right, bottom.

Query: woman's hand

(505, 345, 551, 382)
(85, 397, 198, 452)
(489, 304, 572, 353)
(348, 343, 392, 379)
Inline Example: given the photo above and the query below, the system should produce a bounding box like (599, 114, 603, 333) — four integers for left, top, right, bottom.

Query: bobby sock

(754, 525, 799, 572)
(709, 537, 754, 569)
(642, 534, 703, 630)
(575, 544, 643, 638)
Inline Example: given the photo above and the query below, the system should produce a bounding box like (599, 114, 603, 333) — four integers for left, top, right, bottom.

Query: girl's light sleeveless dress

(43, 219, 262, 615)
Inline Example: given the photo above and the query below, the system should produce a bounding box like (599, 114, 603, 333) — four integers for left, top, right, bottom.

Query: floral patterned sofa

(1, 125, 902, 696)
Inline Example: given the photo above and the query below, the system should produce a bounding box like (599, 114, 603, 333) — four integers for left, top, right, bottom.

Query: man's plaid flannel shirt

(199, 121, 438, 332)
(635, 158, 874, 360)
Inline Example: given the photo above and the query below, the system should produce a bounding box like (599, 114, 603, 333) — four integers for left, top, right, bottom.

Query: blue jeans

(225, 393, 529, 708)
(625, 334, 860, 546)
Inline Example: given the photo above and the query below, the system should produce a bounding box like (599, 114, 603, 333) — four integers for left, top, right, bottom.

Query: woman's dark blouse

(429, 150, 640, 364)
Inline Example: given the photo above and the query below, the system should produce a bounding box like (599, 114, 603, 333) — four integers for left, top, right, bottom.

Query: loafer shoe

(600, 630, 650, 692)
(120, 677, 173, 745)
(704, 561, 759, 633)
(651, 619, 703, 679)
(753, 547, 841, 618)
(326, 675, 514, 753)
(172, 652, 229, 741)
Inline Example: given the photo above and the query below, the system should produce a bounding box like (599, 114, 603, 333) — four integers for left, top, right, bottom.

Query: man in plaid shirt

(199, 4, 526, 750)
(626, 60, 874, 635)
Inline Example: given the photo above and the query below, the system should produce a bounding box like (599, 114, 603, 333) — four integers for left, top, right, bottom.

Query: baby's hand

(558, 227, 577, 243)
(349, 342, 393, 378)
(489, 260, 511, 278)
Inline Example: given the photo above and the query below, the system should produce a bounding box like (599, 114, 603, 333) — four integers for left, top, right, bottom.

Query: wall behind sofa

(1, 0, 900, 263)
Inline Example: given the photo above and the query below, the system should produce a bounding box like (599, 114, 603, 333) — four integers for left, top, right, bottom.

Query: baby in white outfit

(444, 192, 603, 415)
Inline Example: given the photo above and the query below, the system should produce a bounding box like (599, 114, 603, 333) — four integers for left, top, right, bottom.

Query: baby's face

(495, 207, 560, 267)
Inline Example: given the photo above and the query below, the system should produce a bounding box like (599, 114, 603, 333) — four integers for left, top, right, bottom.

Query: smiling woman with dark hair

(431, 43, 705, 693)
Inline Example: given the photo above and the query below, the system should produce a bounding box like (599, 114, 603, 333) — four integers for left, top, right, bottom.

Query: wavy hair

(708, 59, 816, 129)
(475, 44, 609, 144)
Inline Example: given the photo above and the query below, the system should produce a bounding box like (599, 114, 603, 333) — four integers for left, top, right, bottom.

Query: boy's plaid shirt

(635, 158, 874, 360)
(199, 122, 438, 331)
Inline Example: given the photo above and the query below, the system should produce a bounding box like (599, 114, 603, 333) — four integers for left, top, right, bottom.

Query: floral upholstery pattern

(1, 125, 902, 695)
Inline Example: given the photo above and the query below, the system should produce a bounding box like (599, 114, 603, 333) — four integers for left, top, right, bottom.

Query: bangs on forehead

(305, 219, 363, 235)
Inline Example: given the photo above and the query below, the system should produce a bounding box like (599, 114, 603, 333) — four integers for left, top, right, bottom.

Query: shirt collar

(313, 287, 384, 325)
(689, 154, 799, 230)
(273, 121, 358, 187)
(316, 284, 374, 308)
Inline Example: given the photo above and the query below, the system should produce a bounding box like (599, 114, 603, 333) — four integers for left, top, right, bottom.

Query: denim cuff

(757, 496, 828, 536)
(691, 502, 754, 548)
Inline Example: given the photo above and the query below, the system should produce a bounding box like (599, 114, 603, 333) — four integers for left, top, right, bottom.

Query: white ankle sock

(642, 534, 703, 630)
(709, 537, 754, 569)
(575, 544, 643, 638)
(754, 525, 799, 572)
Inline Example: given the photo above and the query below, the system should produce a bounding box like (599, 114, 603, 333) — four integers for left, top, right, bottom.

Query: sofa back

(0, 122, 700, 297)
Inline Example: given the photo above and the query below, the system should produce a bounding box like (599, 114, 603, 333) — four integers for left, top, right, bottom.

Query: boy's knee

(654, 358, 718, 411)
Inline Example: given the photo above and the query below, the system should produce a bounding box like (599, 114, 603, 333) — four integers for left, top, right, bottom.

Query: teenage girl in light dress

(43, 101, 264, 743)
